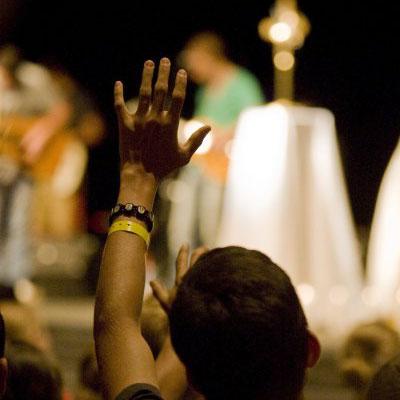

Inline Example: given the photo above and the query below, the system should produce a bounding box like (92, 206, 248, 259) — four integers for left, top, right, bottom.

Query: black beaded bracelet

(109, 203, 154, 232)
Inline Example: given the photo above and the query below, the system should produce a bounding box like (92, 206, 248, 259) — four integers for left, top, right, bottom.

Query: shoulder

(235, 67, 260, 85)
(115, 383, 163, 400)
(231, 67, 265, 102)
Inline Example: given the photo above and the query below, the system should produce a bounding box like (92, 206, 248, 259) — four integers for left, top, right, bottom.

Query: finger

(190, 246, 208, 267)
(169, 69, 187, 120)
(136, 60, 155, 116)
(152, 58, 171, 114)
(150, 280, 170, 313)
(182, 125, 211, 162)
(114, 81, 130, 125)
(175, 243, 190, 285)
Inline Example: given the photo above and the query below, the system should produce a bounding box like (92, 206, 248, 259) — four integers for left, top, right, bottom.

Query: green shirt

(194, 67, 265, 129)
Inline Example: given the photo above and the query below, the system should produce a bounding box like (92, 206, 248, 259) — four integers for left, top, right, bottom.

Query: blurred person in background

(3, 341, 63, 400)
(0, 300, 53, 354)
(366, 353, 400, 400)
(0, 45, 70, 297)
(34, 63, 105, 240)
(168, 31, 265, 257)
(339, 319, 400, 399)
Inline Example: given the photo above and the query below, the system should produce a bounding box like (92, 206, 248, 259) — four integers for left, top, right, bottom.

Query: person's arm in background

(19, 62, 72, 164)
(151, 246, 207, 400)
(94, 58, 210, 400)
(21, 99, 71, 164)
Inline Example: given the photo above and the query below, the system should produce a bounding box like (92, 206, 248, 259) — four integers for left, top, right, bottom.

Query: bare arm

(94, 58, 209, 400)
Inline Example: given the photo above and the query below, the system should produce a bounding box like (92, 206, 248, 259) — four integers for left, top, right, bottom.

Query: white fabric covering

(217, 102, 364, 332)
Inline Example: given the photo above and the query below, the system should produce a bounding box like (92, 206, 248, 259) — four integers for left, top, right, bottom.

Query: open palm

(115, 58, 210, 180)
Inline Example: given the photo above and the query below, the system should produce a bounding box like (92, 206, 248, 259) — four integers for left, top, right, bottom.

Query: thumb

(182, 125, 211, 161)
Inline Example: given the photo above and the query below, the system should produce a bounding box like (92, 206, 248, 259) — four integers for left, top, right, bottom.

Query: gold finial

(259, 0, 310, 100)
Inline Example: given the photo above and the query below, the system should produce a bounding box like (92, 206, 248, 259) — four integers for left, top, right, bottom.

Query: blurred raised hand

(151, 244, 208, 313)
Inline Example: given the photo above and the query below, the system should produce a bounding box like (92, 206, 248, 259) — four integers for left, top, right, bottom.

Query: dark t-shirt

(116, 383, 163, 400)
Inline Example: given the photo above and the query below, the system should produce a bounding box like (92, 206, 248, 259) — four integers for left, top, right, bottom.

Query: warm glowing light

(36, 243, 58, 266)
(297, 283, 315, 306)
(258, 18, 270, 42)
(183, 119, 213, 154)
(274, 51, 295, 71)
(217, 104, 290, 250)
(269, 22, 292, 43)
(281, 10, 300, 27)
(226, 104, 289, 206)
(224, 139, 233, 159)
(366, 140, 400, 315)
(164, 179, 189, 203)
(329, 285, 349, 306)
(14, 279, 36, 303)
(361, 286, 379, 307)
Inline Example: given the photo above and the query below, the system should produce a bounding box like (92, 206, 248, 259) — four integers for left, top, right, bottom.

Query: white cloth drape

(366, 139, 400, 317)
(217, 103, 364, 333)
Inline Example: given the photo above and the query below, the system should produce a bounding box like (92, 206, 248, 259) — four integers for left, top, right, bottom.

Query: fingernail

(145, 60, 155, 67)
(178, 69, 187, 76)
(161, 57, 170, 65)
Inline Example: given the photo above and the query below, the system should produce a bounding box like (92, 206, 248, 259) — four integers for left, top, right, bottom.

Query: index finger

(190, 246, 208, 267)
(175, 243, 190, 285)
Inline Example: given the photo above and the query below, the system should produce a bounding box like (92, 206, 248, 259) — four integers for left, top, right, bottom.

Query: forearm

(156, 335, 188, 400)
(95, 169, 157, 325)
(94, 171, 159, 399)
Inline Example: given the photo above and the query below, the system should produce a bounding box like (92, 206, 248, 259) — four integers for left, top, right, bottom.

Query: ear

(0, 357, 8, 396)
(306, 331, 321, 368)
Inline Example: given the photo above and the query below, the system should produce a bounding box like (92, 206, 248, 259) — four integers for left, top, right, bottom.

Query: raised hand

(115, 58, 211, 180)
(150, 244, 208, 313)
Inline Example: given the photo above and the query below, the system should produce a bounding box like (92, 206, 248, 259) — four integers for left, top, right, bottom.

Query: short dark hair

(169, 246, 309, 400)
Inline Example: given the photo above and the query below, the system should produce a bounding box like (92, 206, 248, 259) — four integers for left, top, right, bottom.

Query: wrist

(119, 164, 158, 210)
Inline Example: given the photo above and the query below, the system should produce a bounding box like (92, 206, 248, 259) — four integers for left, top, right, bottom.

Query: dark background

(1, 0, 399, 227)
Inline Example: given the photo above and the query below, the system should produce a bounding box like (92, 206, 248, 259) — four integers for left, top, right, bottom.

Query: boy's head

(169, 246, 320, 400)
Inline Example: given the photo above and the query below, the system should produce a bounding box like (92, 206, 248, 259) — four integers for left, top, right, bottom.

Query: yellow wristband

(108, 220, 150, 247)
